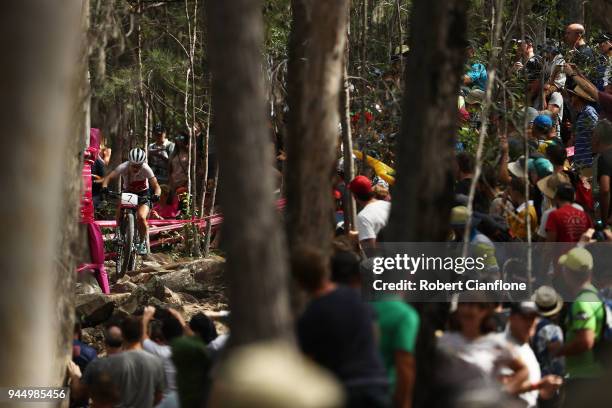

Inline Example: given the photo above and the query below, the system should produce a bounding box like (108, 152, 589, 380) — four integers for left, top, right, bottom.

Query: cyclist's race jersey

(116, 161, 155, 193)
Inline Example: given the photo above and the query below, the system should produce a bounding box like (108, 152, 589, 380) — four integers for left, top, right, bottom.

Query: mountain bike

(103, 191, 150, 279)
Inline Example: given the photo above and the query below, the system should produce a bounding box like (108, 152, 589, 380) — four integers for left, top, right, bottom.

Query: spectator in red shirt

(545, 183, 592, 243)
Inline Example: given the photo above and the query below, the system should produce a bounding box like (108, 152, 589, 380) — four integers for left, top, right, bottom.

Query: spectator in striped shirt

(569, 84, 599, 168)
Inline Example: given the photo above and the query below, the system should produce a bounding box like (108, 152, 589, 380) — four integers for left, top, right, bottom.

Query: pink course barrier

(77, 128, 110, 294)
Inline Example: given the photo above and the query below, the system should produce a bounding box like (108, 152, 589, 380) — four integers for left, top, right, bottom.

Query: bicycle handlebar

(101, 190, 152, 205)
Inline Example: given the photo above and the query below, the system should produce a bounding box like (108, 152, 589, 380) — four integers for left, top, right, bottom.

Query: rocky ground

(75, 253, 228, 354)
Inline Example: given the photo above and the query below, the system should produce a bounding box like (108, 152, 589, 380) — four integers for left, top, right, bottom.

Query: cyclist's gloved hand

(101, 187, 109, 195)
(151, 194, 160, 203)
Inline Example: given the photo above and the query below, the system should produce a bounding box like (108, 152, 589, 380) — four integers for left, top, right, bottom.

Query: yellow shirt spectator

(507, 200, 538, 240)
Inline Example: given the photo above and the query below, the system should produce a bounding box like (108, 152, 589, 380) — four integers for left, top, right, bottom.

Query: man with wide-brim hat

(534, 285, 564, 318)
(564, 63, 612, 121)
(508, 155, 529, 179)
(537, 171, 572, 201)
(531, 286, 566, 381)
(464, 88, 485, 105)
(567, 84, 597, 104)
(568, 81, 599, 169)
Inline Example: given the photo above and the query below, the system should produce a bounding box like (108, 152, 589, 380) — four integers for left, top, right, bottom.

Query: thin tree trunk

(359, 0, 368, 152)
(0, 0, 82, 388)
(203, 165, 219, 258)
(199, 79, 211, 220)
(340, 35, 357, 233)
(184, 66, 192, 200)
(187, 0, 201, 257)
(205, 0, 293, 346)
(286, 0, 350, 257)
(396, 0, 404, 74)
(591, 0, 612, 32)
(137, 0, 149, 156)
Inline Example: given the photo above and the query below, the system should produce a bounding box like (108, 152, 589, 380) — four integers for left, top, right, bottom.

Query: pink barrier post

(76, 128, 110, 294)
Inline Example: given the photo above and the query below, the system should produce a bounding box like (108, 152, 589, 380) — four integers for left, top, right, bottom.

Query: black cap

(509, 302, 539, 316)
(555, 183, 575, 201)
(595, 33, 611, 44)
(153, 123, 166, 134)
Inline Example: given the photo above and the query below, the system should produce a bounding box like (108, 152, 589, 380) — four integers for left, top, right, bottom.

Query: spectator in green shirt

(557, 247, 605, 383)
(371, 299, 419, 408)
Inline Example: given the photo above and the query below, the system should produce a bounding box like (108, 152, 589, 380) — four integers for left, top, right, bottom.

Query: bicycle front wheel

(121, 213, 136, 276)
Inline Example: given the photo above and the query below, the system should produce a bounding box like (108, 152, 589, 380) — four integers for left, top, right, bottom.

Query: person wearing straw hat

(568, 82, 599, 169)
(532, 286, 566, 379)
(564, 63, 612, 121)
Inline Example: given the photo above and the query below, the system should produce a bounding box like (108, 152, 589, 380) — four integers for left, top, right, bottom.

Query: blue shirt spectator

(532, 318, 565, 376)
(573, 104, 598, 167)
(73, 339, 98, 374)
(465, 63, 488, 91)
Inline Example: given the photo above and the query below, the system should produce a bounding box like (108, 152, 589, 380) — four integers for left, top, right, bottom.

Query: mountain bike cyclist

(100, 148, 161, 255)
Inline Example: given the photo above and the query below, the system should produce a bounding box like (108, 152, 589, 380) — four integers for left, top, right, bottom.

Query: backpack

(565, 169, 594, 212)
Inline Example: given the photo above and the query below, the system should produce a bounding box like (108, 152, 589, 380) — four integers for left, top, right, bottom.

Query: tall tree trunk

(54, 0, 91, 385)
(0, 0, 82, 388)
(386, 1, 467, 407)
(205, 0, 293, 346)
(591, 0, 612, 32)
(387, 0, 467, 243)
(286, 0, 350, 257)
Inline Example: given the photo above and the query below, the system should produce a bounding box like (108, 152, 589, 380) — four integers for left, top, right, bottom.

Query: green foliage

(458, 127, 480, 155)
(264, 0, 291, 59)
(97, 67, 138, 101)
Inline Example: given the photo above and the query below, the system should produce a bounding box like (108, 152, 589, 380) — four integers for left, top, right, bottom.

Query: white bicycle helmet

(128, 148, 146, 164)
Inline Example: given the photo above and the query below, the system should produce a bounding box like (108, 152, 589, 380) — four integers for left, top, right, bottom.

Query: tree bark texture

(387, 0, 468, 243)
(0, 0, 82, 388)
(286, 0, 350, 257)
(340, 51, 357, 233)
(386, 2, 468, 407)
(205, 0, 293, 347)
(591, 0, 612, 32)
(53, 0, 91, 385)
